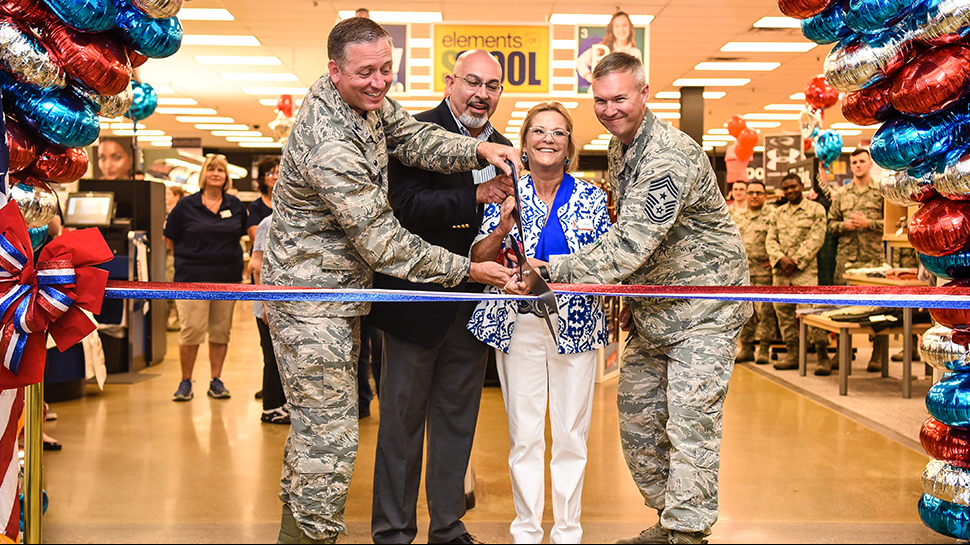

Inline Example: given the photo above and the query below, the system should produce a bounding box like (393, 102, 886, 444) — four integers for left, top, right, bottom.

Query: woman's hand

(497, 195, 517, 237)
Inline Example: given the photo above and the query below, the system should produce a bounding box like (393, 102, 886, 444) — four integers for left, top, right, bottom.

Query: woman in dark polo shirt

(164, 154, 247, 401)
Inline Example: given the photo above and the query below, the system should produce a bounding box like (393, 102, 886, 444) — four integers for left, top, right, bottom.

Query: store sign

(764, 134, 803, 188)
(433, 24, 550, 93)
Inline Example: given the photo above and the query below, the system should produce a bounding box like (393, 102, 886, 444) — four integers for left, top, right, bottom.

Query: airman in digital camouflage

(537, 52, 751, 545)
(733, 180, 777, 364)
(765, 173, 828, 374)
(827, 148, 889, 371)
(262, 17, 521, 544)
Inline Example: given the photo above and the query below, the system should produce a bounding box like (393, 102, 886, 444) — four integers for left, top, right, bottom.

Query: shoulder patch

(645, 174, 678, 223)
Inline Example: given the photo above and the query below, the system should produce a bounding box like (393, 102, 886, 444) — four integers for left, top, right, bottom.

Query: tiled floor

(37, 304, 950, 543)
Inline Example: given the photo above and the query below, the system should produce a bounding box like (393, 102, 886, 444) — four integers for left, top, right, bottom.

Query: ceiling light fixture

(789, 92, 806, 100)
(156, 107, 218, 115)
(242, 87, 309, 95)
(225, 136, 276, 142)
(653, 91, 727, 99)
(694, 62, 780, 71)
(741, 121, 782, 128)
(194, 124, 251, 131)
(673, 78, 750, 87)
(514, 101, 579, 109)
(707, 129, 730, 135)
(176, 116, 235, 123)
(238, 142, 285, 148)
(721, 42, 816, 52)
(195, 56, 281, 65)
(764, 104, 807, 111)
(221, 73, 298, 82)
(259, 98, 303, 107)
(113, 129, 165, 136)
(743, 113, 801, 120)
(338, 11, 442, 23)
(753, 17, 801, 28)
(647, 103, 681, 110)
(212, 131, 265, 137)
(655, 112, 681, 119)
(157, 98, 198, 106)
(182, 35, 261, 47)
(176, 8, 234, 20)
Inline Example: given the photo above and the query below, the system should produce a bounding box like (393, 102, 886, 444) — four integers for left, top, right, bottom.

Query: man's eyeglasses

(528, 127, 570, 140)
(746, 190, 765, 196)
(454, 74, 503, 94)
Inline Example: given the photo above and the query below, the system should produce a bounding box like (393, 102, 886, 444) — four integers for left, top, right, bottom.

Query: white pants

(495, 312, 598, 544)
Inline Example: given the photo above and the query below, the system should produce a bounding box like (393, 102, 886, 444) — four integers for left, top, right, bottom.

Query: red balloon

(777, 0, 837, 19)
(921, 417, 970, 468)
(930, 279, 970, 328)
(39, 17, 131, 96)
(841, 79, 895, 126)
(30, 144, 88, 183)
(726, 115, 746, 139)
(277, 94, 294, 119)
(737, 127, 758, 149)
(0, 0, 52, 25)
(908, 198, 970, 257)
(125, 47, 148, 68)
(5, 118, 36, 173)
(804, 75, 840, 110)
(891, 44, 970, 117)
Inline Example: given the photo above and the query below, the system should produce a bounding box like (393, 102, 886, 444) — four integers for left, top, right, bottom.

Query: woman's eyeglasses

(528, 127, 570, 140)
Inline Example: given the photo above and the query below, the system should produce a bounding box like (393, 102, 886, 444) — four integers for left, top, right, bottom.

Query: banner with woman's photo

(575, 12, 649, 94)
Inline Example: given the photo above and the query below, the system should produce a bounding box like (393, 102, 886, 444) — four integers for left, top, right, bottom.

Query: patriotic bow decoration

(0, 201, 111, 388)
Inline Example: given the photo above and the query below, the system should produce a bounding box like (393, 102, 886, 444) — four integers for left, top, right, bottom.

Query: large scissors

(505, 160, 560, 344)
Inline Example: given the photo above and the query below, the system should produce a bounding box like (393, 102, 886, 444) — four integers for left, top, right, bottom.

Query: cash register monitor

(64, 192, 115, 227)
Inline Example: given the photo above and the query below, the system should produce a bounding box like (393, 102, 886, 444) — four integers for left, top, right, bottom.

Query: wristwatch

(536, 264, 551, 282)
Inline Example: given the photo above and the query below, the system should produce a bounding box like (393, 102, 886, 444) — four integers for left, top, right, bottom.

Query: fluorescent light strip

(598, 134, 613, 140)
(653, 91, 726, 99)
(647, 103, 680, 110)
(837, 130, 863, 136)
(338, 11, 442, 23)
(113, 129, 165, 136)
(212, 131, 265, 137)
(743, 113, 800, 120)
(195, 124, 251, 130)
(195, 56, 281, 65)
(157, 98, 198, 106)
(721, 42, 816, 53)
(754, 146, 765, 152)
(514, 102, 579, 109)
(702, 134, 733, 141)
(790, 92, 806, 100)
(590, 139, 612, 145)
(510, 111, 527, 118)
(151, 141, 172, 147)
(673, 78, 750, 87)
(753, 17, 801, 28)
(182, 35, 261, 47)
(507, 119, 524, 126)
(259, 98, 303, 107)
(176, 116, 235, 123)
(707, 129, 730, 135)
(241, 87, 309, 95)
(765, 104, 807, 111)
(156, 107, 218, 115)
(109, 122, 145, 129)
(655, 112, 681, 119)
(694, 62, 780, 71)
(705, 141, 729, 146)
(225, 136, 276, 142)
(136, 135, 172, 141)
(238, 142, 284, 148)
(177, 8, 234, 20)
(742, 121, 781, 128)
(153, 86, 174, 94)
(222, 73, 298, 82)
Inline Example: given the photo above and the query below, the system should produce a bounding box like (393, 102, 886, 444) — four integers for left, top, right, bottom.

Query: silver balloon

(824, 26, 913, 92)
(876, 169, 932, 206)
(74, 82, 134, 119)
(8, 174, 58, 229)
(0, 19, 65, 91)
(924, 460, 970, 507)
(937, 147, 970, 200)
(132, 0, 183, 19)
(912, 0, 970, 45)
(921, 324, 970, 373)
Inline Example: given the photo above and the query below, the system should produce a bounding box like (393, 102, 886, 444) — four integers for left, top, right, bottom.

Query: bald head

(445, 50, 504, 135)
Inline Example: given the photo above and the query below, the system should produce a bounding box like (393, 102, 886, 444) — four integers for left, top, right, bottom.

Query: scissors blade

(505, 234, 561, 347)
(507, 159, 525, 278)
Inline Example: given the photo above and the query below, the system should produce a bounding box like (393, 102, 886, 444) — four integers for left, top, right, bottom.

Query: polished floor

(38, 303, 949, 543)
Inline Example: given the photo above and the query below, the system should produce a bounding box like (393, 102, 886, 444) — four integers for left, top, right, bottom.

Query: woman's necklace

(201, 192, 222, 213)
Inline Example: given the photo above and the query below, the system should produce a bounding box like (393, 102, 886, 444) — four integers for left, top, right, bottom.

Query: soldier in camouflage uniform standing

(262, 18, 521, 544)
(733, 181, 777, 364)
(765, 174, 829, 374)
(827, 149, 888, 371)
(532, 53, 751, 545)
(726, 180, 748, 221)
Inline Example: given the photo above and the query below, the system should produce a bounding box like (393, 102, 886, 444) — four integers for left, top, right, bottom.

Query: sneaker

(173, 380, 193, 401)
(616, 523, 669, 544)
(261, 407, 291, 425)
(207, 377, 231, 399)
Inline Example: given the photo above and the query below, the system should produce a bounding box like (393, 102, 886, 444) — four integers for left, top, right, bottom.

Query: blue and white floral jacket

(467, 174, 611, 354)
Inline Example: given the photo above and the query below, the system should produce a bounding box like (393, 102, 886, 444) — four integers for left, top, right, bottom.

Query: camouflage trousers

(772, 267, 827, 344)
(618, 326, 739, 535)
(739, 275, 776, 345)
(265, 301, 361, 540)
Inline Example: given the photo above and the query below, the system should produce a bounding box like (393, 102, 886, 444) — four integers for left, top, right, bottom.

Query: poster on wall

(763, 134, 803, 189)
(384, 24, 408, 93)
(576, 13, 647, 94)
(433, 23, 550, 93)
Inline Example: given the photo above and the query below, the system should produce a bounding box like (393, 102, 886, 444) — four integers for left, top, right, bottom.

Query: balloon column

(724, 115, 757, 183)
(0, 0, 182, 231)
(799, 74, 842, 167)
(782, 0, 970, 538)
(269, 94, 295, 142)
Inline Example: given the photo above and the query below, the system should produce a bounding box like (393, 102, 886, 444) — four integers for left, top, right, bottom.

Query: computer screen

(64, 192, 115, 227)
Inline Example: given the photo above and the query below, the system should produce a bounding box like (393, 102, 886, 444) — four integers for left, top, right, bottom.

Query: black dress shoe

(43, 440, 62, 451)
(359, 404, 371, 418)
(438, 532, 482, 544)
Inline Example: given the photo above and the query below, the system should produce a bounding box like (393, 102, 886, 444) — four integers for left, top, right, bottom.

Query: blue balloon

(927, 373, 970, 427)
(0, 77, 99, 148)
(919, 494, 970, 540)
(919, 250, 970, 280)
(871, 110, 961, 171)
(814, 129, 843, 168)
(42, 0, 116, 33)
(27, 226, 48, 252)
(125, 80, 156, 121)
(802, 3, 853, 44)
(113, 0, 182, 58)
(846, 0, 915, 33)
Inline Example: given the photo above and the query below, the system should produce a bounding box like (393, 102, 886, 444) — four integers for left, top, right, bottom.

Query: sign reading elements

(433, 24, 550, 94)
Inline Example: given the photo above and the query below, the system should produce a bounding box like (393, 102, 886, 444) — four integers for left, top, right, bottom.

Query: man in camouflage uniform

(537, 53, 751, 544)
(726, 180, 748, 221)
(262, 18, 521, 544)
(733, 181, 777, 364)
(765, 174, 829, 373)
(828, 149, 888, 371)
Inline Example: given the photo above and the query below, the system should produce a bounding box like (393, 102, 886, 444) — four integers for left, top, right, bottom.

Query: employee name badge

(220, 209, 232, 219)
(574, 218, 594, 231)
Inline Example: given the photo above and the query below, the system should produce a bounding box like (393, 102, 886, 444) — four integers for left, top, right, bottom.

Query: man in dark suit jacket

(368, 50, 513, 544)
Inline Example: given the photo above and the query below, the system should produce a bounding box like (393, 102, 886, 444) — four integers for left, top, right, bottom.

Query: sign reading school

(433, 24, 550, 94)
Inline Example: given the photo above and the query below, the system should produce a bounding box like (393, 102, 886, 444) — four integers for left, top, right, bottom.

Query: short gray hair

(327, 17, 392, 67)
(591, 52, 646, 89)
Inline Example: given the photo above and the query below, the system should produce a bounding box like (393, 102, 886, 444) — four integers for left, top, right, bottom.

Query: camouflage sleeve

(828, 190, 846, 236)
(548, 164, 693, 284)
(382, 99, 486, 174)
(765, 207, 783, 267)
(308, 139, 470, 286)
(792, 203, 827, 266)
(867, 208, 884, 233)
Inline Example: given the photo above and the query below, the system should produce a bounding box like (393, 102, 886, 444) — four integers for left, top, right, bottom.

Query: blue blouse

(467, 174, 611, 354)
